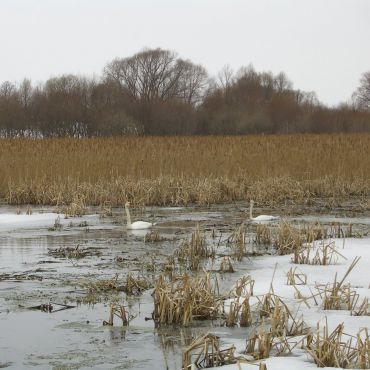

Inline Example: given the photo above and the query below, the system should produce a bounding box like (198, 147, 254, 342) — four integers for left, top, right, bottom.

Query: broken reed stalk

(226, 223, 248, 261)
(153, 272, 221, 325)
(144, 230, 163, 243)
(293, 240, 346, 265)
(83, 273, 151, 295)
(270, 297, 288, 337)
(240, 296, 252, 327)
(245, 324, 273, 360)
(232, 275, 255, 297)
(315, 257, 361, 310)
(255, 225, 271, 246)
(224, 276, 255, 327)
(286, 267, 307, 285)
(218, 256, 235, 273)
(62, 195, 86, 217)
(176, 227, 212, 270)
(352, 297, 370, 316)
(103, 303, 132, 326)
(99, 201, 113, 218)
(274, 222, 303, 256)
(306, 320, 370, 368)
(182, 333, 236, 369)
(225, 299, 241, 327)
(123, 273, 152, 295)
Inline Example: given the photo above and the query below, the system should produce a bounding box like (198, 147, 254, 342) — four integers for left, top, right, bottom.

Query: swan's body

(125, 202, 153, 230)
(249, 200, 279, 222)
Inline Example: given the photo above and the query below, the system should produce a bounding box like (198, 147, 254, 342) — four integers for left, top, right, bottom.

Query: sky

(0, 0, 369, 106)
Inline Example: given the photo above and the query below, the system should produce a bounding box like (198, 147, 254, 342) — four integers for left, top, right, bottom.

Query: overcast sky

(0, 0, 369, 106)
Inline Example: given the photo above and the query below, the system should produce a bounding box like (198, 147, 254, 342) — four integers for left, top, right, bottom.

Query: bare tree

(177, 59, 208, 105)
(353, 71, 370, 110)
(19, 79, 32, 109)
(104, 48, 207, 104)
(274, 72, 293, 93)
(217, 65, 234, 92)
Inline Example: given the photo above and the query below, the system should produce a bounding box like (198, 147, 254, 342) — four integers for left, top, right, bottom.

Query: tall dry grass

(1, 134, 370, 205)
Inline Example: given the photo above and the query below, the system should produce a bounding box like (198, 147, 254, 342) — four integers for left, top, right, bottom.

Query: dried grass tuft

(176, 227, 213, 270)
(153, 272, 221, 325)
(306, 321, 370, 369)
(182, 333, 236, 369)
(103, 303, 134, 326)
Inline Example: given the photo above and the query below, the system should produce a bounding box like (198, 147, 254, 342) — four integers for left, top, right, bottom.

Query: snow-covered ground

(0, 212, 62, 231)
(0, 211, 107, 235)
(213, 237, 370, 369)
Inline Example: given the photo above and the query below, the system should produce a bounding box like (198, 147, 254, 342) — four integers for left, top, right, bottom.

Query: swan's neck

(249, 202, 254, 220)
(125, 205, 132, 226)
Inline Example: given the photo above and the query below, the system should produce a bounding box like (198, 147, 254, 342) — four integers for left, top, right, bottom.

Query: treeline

(0, 48, 369, 137)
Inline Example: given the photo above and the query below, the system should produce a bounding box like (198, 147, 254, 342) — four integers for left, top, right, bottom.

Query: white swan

(124, 202, 153, 230)
(249, 200, 279, 222)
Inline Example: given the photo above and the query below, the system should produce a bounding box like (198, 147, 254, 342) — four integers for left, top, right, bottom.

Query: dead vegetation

(273, 222, 304, 255)
(255, 224, 272, 246)
(123, 273, 152, 295)
(218, 256, 235, 273)
(231, 275, 255, 298)
(227, 223, 248, 261)
(99, 201, 113, 218)
(0, 271, 43, 281)
(48, 244, 102, 259)
(82, 274, 151, 295)
(182, 333, 237, 369)
(315, 257, 361, 311)
(286, 267, 307, 285)
(62, 196, 86, 217)
(293, 240, 346, 265)
(103, 303, 134, 326)
(152, 272, 221, 325)
(2, 135, 370, 206)
(245, 323, 309, 360)
(176, 227, 214, 270)
(48, 215, 63, 231)
(306, 321, 370, 369)
(223, 296, 253, 328)
(144, 230, 163, 243)
(352, 297, 370, 316)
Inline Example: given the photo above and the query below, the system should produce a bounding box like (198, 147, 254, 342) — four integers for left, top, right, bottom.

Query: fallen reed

(2, 134, 370, 206)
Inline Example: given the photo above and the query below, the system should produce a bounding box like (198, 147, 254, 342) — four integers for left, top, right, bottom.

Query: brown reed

(306, 321, 370, 368)
(176, 227, 213, 270)
(182, 333, 236, 369)
(152, 272, 221, 325)
(1, 134, 370, 206)
(103, 303, 133, 326)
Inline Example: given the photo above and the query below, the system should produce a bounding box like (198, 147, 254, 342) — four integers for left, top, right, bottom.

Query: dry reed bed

(1, 134, 370, 205)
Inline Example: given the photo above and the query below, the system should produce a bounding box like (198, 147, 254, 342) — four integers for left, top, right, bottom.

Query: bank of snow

(0, 212, 102, 233)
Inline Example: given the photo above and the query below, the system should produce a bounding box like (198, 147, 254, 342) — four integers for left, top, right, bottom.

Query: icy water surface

(1, 202, 369, 369)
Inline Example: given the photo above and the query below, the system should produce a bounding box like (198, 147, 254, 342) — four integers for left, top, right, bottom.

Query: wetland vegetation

(1, 203, 369, 369)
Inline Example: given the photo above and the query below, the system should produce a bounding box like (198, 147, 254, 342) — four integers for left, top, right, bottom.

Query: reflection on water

(0, 203, 369, 369)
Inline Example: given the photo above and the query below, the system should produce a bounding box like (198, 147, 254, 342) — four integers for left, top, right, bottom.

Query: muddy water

(1, 203, 369, 369)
